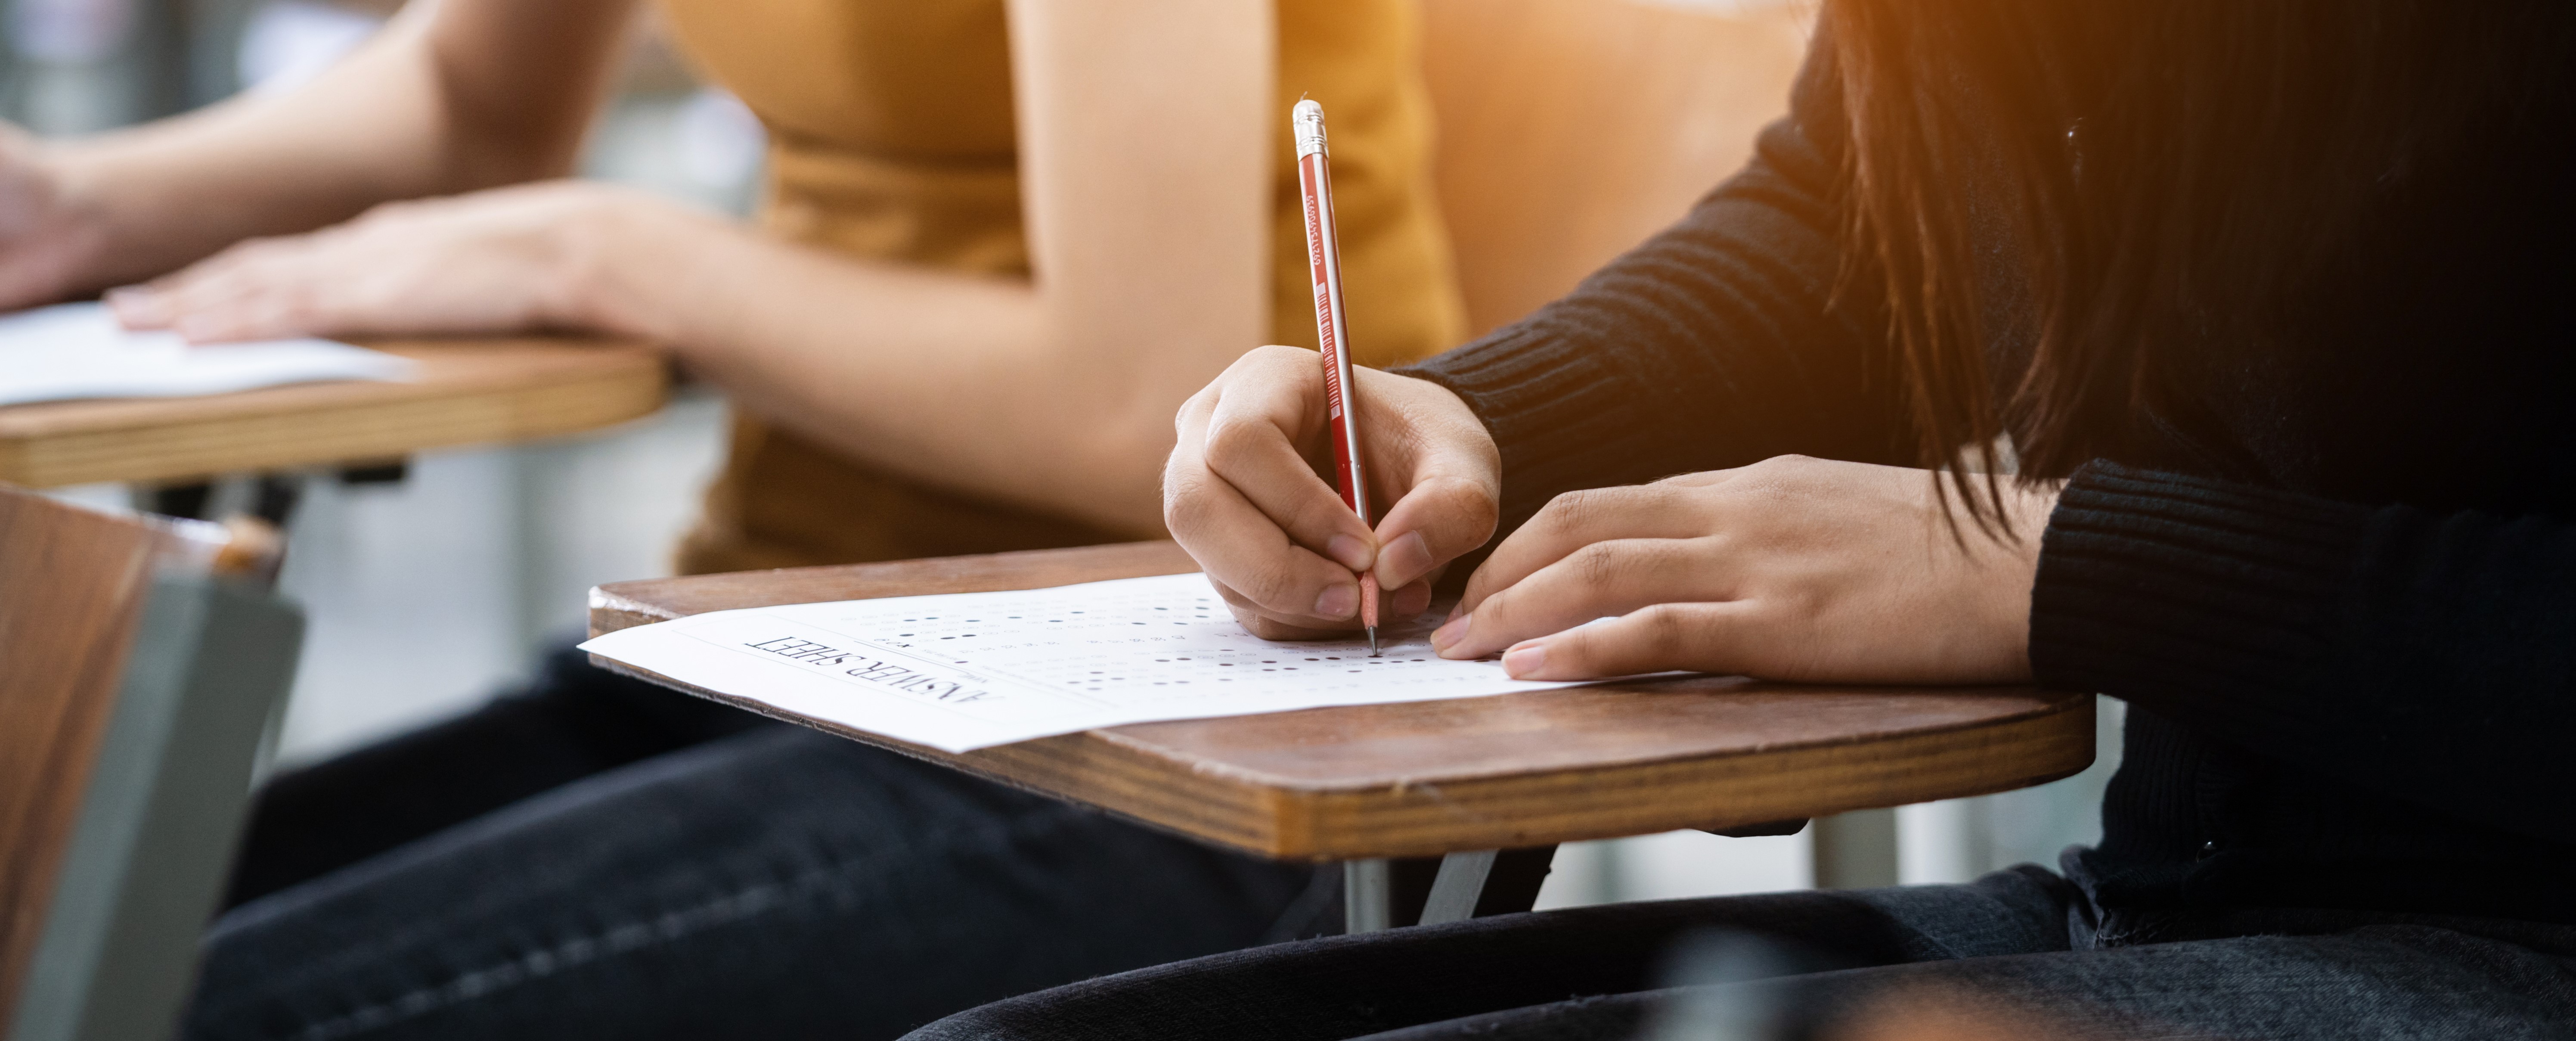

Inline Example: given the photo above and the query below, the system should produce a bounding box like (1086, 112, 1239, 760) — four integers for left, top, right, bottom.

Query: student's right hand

(1164, 345, 1500, 638)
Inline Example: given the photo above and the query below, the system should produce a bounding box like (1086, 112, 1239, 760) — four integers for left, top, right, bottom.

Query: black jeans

(912, 866, 2576, 1040)
(183, 647, 1337, 1041)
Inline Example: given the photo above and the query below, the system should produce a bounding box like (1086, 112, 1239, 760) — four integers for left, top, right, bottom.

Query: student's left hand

(1432, 455, 2059, 684)
(105, 180, 712, 343)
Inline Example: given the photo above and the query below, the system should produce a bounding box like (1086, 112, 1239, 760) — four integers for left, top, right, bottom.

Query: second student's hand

(1165, 345, 1500, 638)
(104, 180, 718, 345)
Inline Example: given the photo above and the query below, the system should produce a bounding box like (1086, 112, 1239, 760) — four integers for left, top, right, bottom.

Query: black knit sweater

(1399, 29, 2576, 932)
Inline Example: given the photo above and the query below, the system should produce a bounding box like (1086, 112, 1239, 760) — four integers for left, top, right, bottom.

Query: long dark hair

(1827, 0, 2576, 525)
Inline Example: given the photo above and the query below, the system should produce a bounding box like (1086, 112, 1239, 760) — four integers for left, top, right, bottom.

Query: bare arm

(119, 0, 1278, 537)
(1, 0, 635, 303)
(620, 0, 1273, 534)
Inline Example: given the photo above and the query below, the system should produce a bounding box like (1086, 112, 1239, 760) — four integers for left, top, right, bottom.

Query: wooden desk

(590, 542, 2093, 866)
(0, 337, 667, 489)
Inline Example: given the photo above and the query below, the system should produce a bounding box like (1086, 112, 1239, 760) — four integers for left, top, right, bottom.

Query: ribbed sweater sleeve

(2033, 461, 2576, 841)
(1396, 32, 1910, 538)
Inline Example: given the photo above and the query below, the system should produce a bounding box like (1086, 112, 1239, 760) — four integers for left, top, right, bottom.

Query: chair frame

(2, 489, 302, 1041)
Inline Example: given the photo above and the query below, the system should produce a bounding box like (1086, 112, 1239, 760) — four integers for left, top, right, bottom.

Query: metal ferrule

(1293, 99, 1328, 158)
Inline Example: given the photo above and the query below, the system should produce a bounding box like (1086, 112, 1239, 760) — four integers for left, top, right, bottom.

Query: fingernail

(1430, 614, 1469, 652)
(1445, 601, 1466, 623)
(1314, 584, 1358, 620)
(1325, 534, 1373, 572)
(1502, 642, 1547, 678)
(1377, 531, 1433, 587)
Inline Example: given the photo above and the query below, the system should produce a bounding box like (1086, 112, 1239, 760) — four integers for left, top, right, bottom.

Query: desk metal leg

(1344, 860, 1394, 933)
(1345, 849, 1508, 933)
(1417, 849, 1501, 926)
(1812, 808, 1900, 889)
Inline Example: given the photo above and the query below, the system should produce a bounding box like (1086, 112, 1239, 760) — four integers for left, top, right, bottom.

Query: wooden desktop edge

(587, 542, 2094, 861)
(0, 337, 670, 489)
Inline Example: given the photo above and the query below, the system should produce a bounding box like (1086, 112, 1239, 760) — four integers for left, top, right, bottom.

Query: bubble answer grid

(580, 572, 1607, 752)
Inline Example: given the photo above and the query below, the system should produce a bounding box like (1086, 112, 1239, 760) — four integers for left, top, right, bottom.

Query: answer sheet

(0, 302, 412, 406)
(580, 572, 1603, 752)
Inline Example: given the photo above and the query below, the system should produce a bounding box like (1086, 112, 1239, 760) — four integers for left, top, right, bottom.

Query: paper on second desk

(0, 302, 413, 406)
(580, 572, 1607, 752)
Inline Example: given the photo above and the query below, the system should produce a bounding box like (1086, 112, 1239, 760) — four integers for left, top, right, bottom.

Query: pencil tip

(1367, 627, 1380, 656)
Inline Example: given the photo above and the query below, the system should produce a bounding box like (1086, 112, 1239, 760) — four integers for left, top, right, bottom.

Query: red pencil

(1292, 99, 1380, 656)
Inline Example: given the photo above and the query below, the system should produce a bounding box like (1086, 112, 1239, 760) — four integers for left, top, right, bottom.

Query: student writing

(987, 2, 2576, 1036)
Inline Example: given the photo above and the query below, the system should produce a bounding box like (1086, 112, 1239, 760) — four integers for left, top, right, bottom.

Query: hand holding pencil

(1164, 346, 1499, 641)
(1163, 100, 1503, 643)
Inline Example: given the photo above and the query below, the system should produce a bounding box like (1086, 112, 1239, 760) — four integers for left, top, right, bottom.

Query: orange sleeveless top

(658, 0, 1466, 573)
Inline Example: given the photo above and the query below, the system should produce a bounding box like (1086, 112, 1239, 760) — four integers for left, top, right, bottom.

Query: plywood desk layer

(590, 541, 2093, 861)
(0, 337, 667, 488)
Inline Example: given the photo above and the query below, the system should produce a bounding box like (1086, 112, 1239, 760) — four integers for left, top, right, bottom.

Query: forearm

(1402, 140, 1904, 539)
(1396, 33, 1901, 542)
(43, 0, 628, 294)
(586, 211, 1235, 537)
(587, 0, 1268, 540)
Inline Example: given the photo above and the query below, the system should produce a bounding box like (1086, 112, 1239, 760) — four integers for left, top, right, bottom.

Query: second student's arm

(113, 0, 1274, 538)
(6, 0, 635, 305)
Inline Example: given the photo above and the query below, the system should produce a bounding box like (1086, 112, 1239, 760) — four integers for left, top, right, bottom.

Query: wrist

(551, 189, 719, 344)
(2003, 477, 2065, 671)
(5, 142, 121, 301)
(2010, 478, 2065, 554)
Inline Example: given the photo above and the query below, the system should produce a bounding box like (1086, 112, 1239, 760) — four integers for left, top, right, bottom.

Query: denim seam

(280, 805, 1095, 1041)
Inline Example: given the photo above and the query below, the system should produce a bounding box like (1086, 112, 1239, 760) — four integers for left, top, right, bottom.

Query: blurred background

(25, 0, 2120, 912)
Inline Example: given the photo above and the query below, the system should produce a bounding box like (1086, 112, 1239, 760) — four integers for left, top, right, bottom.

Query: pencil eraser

(1293, 100, 1327, 158)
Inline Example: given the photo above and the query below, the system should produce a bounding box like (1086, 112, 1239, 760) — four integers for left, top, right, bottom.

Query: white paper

(0, 302, 413, 406)
(580, 572, 1608, 752)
